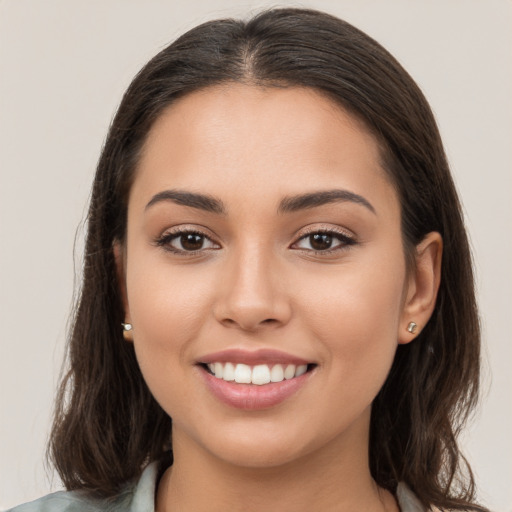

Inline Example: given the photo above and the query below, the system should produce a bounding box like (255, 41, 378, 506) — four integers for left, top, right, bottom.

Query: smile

(206, 362, 309, 385)
(197, 349, 317, 410)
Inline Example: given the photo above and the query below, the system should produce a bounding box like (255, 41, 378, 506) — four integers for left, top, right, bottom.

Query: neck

(156, 412, 398, 512)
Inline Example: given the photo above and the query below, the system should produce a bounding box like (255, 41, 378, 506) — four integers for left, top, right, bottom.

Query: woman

(9, 7, 488, 512)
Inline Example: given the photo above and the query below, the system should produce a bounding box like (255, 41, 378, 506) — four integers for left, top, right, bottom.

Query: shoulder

(5, 489, 131, 512)
(396, 482, 429, 512)
(395, 483, 444, 512)
(7, 460, 161, 512)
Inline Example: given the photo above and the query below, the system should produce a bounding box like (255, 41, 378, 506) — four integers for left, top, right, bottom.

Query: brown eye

(180, 233, 205, 251)
(309, 233, 333, 250)
(293, 230, 355, 253)
(157, 230, 219, 254)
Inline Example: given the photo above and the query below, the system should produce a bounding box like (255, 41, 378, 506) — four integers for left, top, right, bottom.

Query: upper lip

(198, 348, 313, 366)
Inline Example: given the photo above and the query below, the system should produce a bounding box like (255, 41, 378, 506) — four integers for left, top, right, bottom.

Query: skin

(116, 84, 442, 512)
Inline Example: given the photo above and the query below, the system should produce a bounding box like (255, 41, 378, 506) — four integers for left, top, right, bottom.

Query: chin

(176, 415, 315, 470)
(190, 413, 355, 471)
(208, 437, 310, 470)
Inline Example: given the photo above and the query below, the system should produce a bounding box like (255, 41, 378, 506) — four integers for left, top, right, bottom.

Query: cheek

(127, 255, 215, 337)
(301, 256, 405, 332)
(125, 256, 216, 406)
(298, 255, 406, 390)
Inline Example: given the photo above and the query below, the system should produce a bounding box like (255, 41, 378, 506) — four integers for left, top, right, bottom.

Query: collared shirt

(8, 461, 427, 511)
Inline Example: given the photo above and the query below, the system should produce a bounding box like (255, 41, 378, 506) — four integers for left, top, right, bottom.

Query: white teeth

(270, 364, 284, 382)
(295, 364, 307, 377)
(234, 363, 252, 384)
(223, 362, 235, 381)
(214, 362, 224, 379)
(207, 362, 310, 385)
(252, 365, 271, 385)
(284, 364, 296, 380)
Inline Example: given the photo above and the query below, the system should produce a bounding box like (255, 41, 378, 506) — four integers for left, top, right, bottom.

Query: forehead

(131, 84, 396, 214)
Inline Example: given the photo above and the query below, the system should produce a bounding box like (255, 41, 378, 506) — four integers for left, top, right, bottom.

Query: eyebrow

(145, 190, 226, 214)
(145, 188, 375, 216)
(278, 189, 376, 215)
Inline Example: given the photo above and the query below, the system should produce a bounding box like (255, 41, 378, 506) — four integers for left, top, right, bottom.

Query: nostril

(220, 317, 280, 331)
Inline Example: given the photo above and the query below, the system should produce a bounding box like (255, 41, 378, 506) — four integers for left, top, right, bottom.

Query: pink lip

(198, 366, 313, 410)
(198, 348, 311, 366)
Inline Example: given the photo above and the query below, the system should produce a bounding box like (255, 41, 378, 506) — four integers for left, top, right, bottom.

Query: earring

(407, 322, 418, 334)
(122, 322, 133, 341)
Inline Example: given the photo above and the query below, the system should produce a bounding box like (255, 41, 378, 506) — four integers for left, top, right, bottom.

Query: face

(120, 84, 413, 469)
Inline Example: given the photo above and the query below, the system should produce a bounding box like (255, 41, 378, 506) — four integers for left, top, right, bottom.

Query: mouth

(196, 349, 317, 410)
(200, 361, 316, 385)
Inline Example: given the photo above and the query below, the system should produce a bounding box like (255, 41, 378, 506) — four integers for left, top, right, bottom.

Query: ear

(398, 232, 443, 344)
(113, 241, 133, 342)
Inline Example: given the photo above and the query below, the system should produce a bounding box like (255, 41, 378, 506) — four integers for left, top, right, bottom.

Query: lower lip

(199, 367, 312, 410)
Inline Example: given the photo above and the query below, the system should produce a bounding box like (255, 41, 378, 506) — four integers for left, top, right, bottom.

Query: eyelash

(292, 227, 356, 255)
(154, 229, 219, 256)
(154, 227, 356, 256)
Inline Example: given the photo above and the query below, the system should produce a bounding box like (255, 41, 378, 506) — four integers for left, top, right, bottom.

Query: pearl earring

(122, 322, 133, 341)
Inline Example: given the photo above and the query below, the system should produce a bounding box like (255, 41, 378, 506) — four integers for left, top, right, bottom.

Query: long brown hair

(49, 8, 486, 510)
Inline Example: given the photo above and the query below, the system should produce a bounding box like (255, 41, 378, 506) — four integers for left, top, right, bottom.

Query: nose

(213, 245, 292, 332)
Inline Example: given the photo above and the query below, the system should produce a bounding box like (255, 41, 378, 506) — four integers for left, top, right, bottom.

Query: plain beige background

(1, 0, 511, 510)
